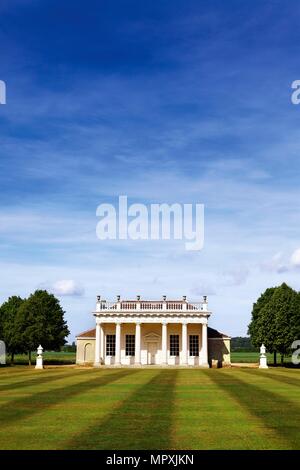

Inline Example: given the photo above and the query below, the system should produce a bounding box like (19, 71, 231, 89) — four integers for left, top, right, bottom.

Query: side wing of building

(208, 327, 231, 367)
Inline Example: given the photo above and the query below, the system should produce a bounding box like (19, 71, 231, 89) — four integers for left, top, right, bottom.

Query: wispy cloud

(261, 252, 288, 273)
(261, 248, 300, 273)
(45, 279, 85, 297)
(221, 267, 249, 287)
(290, 248, 300, 267)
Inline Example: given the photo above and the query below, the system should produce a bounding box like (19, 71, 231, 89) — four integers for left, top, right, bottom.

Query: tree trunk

(11, 352, 14, 365)
(28, 351, 31, 366)
(273, 351, 277, 366)
(281, 354, 284, 366)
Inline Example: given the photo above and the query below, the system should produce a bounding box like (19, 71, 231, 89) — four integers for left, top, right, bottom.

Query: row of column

(94, 322, 208, 366)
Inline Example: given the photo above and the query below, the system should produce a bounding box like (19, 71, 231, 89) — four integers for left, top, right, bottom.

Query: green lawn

(0, 367, 299, 449)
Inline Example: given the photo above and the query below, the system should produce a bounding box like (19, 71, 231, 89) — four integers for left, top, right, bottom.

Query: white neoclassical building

(76, 296, 231, 367)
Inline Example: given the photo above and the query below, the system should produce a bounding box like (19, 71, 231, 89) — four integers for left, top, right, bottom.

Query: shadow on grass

(43, 360, 75, 365)
(0, 369, 138, 427)
(64, 369, 178, 450)
(239, 368, 300, 389)
(0, 368, 35, 379)
(267, 363, 300, 369)
(279, 363, 300, 369)
(0, 369, 84, 393)
(203, 370, 300, 449)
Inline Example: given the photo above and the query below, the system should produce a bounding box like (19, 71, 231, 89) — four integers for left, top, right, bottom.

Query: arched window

(84, 343, 93, 362)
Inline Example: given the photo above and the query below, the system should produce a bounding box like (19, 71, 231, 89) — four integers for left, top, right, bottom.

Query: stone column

(181, 322, 188, 365)
(100, 324, 105, 365)
(201, 322, 209, 367)
(135, 322, 141, 365)
(162, 322, 168, 364)
(115, 322, 121, 365)
(94, 321, 101, 367)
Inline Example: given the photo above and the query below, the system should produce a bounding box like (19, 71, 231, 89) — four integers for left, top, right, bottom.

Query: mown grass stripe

(204, 369, 300, 449)
(239, 368, 300, 389)
(0, 369, 138, 432)
(0, 369, 85, 393)
(62, 369, 177, 450)
(173, 369, 279, 449)
(0, 368, 39, 381)
(0, 369, 165, 450)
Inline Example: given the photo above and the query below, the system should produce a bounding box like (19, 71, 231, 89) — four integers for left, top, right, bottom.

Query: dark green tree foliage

(270, 283, 300, 364)
(248, 287, 277, 357)
(16, 290, 70, 365)
(0, 296, 25, 362)
(294, 292, 300, 344)
(62, 342, 76, 352)
(231, 337, 257, 352)
(248, 283, 300, 365)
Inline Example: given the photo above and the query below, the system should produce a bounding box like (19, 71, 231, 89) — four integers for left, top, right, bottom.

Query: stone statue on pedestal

(259, 343, 268, 369)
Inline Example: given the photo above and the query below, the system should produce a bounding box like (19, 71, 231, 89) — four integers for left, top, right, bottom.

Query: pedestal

(35, 356, 44, 369)
(259, 354, 268, 369)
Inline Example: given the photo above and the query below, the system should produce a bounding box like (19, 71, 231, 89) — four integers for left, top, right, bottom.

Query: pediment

(143, 332, 160, 342)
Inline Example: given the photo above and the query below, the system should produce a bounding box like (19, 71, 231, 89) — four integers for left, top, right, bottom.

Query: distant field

(0, 367, 299, 449)
(231, 352, 291, 364)
(8, 351, 76, 365)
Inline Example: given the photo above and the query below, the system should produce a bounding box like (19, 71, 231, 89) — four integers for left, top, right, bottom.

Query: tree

(248, 287, 277, 362)
(248, 283, 300, 365)
(231, 337, 257, 352)
(293, 292, 300, 348)
(62, 342, 76, 352)
(271, 283, 300, 365)
(0, 296, 25, 363)
(16, 290, 70, 365)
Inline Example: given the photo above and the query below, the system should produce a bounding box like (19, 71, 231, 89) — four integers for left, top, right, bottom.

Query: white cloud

(261, 248, 300, 273)
(290, 248, 300, 268)
(42, 280, 84, 297)
(261, 252, 288, 273)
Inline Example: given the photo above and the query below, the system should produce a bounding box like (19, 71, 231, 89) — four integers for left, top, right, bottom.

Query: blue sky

(1, 0, 300, 339)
